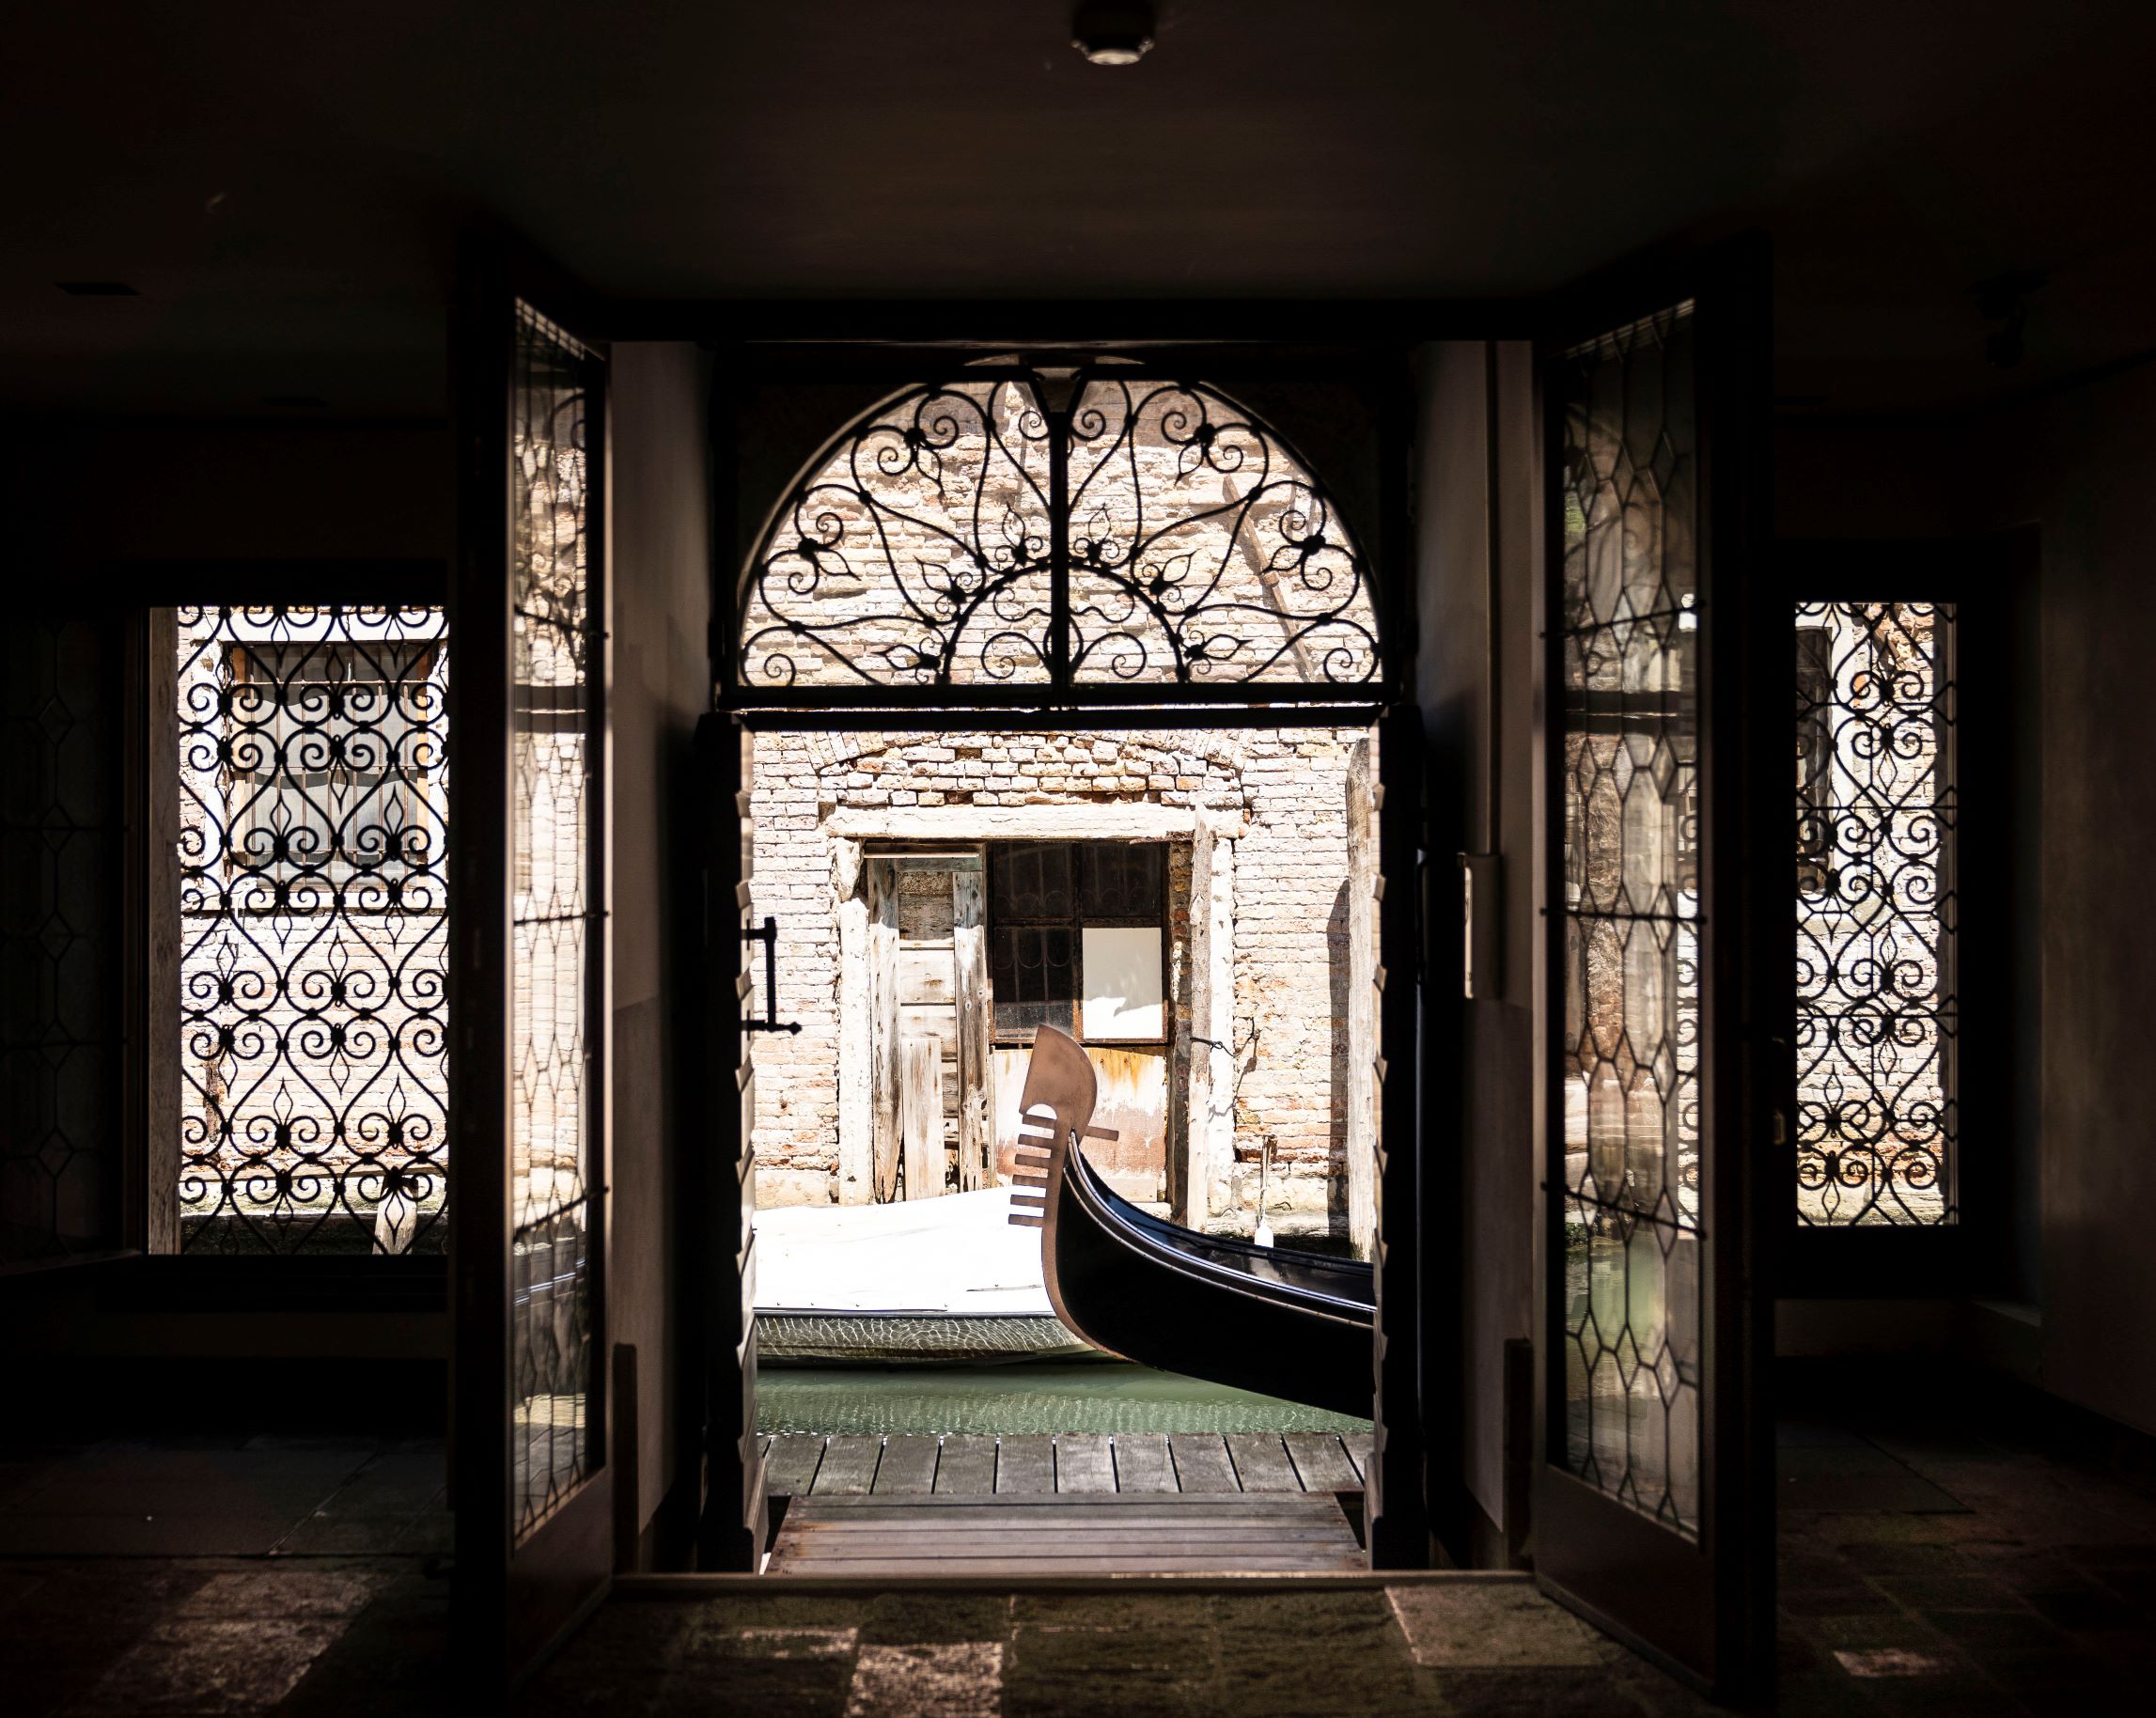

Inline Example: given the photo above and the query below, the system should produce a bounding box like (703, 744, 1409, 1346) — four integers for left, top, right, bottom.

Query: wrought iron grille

(2, 617, 124, 1263)
(1794, 601, 1957, 1226)
(1553, 305, 1703, 1538)
(176, 604, 448, 1255)
(736, 371, 1381, 698)
(509, 302, 601, 1539)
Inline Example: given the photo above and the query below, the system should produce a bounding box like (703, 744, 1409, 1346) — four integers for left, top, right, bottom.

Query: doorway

(702, 359, 1416, 1575)
(740, 715, 1384, 1571)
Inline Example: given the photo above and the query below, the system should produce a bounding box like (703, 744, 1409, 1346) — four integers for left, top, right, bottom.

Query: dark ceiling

(8, 0, 2152, 419)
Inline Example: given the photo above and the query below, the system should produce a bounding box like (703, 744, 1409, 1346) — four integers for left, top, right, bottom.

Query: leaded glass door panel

(451, 237, 614, 1691)
(1535, 242, 1773, 1699)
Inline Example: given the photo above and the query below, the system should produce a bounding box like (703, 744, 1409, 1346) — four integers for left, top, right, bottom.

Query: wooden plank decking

(758, 1430, 1371, 1497)
(766, 1491, 1368, 1576)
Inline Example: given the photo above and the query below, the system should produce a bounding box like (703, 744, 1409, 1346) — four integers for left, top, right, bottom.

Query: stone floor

(2, 1366, 2154, 1713)
(531, 1582, 1700, 1718)
(0, 1435, 449, 1714)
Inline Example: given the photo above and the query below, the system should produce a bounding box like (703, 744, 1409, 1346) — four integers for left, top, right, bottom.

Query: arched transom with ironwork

(734, 371, 1383, 703)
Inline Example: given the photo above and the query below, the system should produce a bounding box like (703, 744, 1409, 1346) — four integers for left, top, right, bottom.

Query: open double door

(449, 238, 1775, 1701)
(1529, 244, 1776, 1697)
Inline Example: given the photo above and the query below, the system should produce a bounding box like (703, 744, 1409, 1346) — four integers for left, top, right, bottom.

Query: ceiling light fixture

(1071, 1, 1154, 66)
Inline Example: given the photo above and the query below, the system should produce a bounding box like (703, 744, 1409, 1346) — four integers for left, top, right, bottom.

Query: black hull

(1045, 1145, 1375, 1420)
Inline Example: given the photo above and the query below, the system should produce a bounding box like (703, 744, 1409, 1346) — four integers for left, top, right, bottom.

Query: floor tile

(73, 1615, 349, 1716)
(1387, 1582, 1613, 1668)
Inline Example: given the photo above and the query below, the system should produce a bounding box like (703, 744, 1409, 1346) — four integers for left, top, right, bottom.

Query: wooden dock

(759, 1430, 1371, 1497)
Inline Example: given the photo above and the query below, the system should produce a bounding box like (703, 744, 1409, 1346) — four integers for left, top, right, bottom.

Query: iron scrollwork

(741, 380, 1054, 690)
(1066, 379, 1378, 686)
(736, 369, 1381, 696)
(1793, 601, 1957, 1226)
(176, 603, 449, 1255)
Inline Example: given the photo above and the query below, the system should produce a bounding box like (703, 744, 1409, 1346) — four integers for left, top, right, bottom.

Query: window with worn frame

(987, 842, 1168, 1047)
(223, 638, 443, 885)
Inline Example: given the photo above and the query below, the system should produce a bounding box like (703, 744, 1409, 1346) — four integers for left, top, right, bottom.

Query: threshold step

(767, 1491, 1367, 1577)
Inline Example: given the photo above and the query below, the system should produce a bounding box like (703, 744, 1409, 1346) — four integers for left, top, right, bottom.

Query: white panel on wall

(1081, 925, 1164, 1040)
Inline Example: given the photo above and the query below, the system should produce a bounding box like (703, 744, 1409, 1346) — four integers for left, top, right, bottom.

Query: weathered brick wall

(749, 726, 1367, 1237)
(1223, 731, 1363, 1225)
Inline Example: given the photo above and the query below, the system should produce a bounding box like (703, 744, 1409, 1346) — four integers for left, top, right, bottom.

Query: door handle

(742, 916, 802, 1035)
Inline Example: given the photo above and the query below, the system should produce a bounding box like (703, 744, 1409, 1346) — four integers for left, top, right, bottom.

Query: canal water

(758, 1361, 1372, 1437)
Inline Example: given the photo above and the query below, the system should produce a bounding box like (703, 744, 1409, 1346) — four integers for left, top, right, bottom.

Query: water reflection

(758, 1361, 1372, 1437)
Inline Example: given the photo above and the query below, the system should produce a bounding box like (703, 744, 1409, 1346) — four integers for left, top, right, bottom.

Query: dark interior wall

(17, 420, 451, 569)
(1770, 419, 1970, 545)
(0, 419, 454, 1414)
(1772, 415, 2047, 1362)
(606, 343, 713, 1555)
(1775, 359, 2156, 1438)
(1973, 362, 2156, 1437)
(1413, 341, 1537, 1558)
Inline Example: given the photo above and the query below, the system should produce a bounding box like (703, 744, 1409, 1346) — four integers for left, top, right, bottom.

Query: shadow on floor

(4, 1364, 2155, 1713)
(0, 1436, 449, 1716)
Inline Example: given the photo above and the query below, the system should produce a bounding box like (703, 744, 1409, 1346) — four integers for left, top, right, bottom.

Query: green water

(758, 1362, 1372, 1437)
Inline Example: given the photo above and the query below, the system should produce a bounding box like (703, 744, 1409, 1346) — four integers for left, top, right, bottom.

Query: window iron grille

(736, 373, 1382, 701)
(175, 603, 448, 1255)
(986, 841, 1167, 1045)
(225, 639, 442, 886)
(1793, 600, 1958, 1226)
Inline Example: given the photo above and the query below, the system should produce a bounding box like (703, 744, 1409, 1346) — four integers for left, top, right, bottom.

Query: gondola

(1009, 1024, 1374, 1418)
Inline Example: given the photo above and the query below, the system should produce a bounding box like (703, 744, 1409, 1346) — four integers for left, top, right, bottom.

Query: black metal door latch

(742, 915, 802, 1034)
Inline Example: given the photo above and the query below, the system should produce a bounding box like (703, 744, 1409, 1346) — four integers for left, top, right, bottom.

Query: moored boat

(1011, 1025, 1375, 1418)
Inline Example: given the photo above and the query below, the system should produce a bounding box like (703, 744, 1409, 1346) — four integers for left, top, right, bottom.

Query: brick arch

(808, 727, 1249, 778)
(806, 728, 1253, 810)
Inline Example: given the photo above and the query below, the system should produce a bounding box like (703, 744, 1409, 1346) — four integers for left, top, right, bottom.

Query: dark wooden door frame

(691, 711, 765, 1570)
(603, 285, 1772, 1622)
(1769, 531, 2032, 1303)
(696, 698, 1429, 1569)
(688, 325, 1436, 1570)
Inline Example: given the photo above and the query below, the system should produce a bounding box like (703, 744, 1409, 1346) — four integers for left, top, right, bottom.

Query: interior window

(174, 604, 450, 1255)
(225, 638, 441, 885)
(1793, 600, 1957, 1227)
